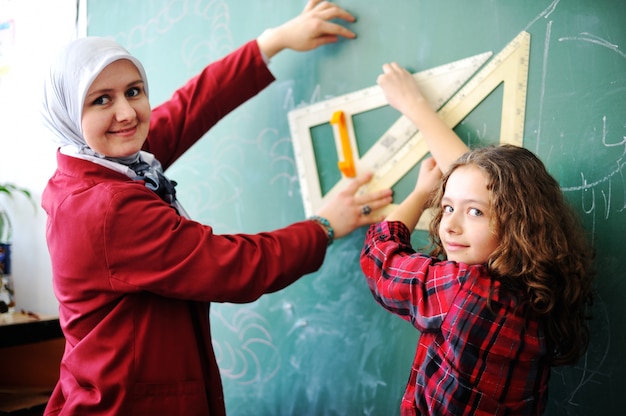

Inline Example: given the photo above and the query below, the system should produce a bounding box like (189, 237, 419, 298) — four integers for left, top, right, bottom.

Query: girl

(40, 2, 392, 415)
(360, 62, 594, 415)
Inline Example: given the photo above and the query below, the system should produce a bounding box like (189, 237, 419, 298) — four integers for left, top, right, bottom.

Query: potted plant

(0, 182, 36, 313)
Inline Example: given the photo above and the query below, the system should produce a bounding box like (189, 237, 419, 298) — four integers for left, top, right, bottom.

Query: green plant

(0, 182, 36, 244)
(0, 183, 36, 312)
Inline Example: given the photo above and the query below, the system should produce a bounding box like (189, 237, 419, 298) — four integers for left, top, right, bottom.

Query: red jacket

(43, 40, 328, 415)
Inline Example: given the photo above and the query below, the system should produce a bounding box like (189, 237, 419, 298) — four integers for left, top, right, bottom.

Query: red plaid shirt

(360, 221, 550, 415)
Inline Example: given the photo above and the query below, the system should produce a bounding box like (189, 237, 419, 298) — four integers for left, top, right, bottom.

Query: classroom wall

(0, 0, 86, 316)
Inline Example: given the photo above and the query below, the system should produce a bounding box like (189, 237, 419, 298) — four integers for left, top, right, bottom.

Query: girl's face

(81, 59, 150, 158)
(439, 164, 500, 265)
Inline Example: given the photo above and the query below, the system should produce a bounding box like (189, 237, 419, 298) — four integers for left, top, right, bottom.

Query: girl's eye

(126, 87, 141, 98)
(469, 208, 483, 217)
(442, 205, 453, 213)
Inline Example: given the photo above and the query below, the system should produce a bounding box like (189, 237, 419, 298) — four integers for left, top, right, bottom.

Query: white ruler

(289, 31, 530, 223)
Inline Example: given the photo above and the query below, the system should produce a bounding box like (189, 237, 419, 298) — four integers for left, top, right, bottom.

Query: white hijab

(41, 37, 188, 217)
(41, 37, 148, 153)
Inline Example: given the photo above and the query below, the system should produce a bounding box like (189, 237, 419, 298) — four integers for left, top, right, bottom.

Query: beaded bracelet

(308, 215, 334, 246)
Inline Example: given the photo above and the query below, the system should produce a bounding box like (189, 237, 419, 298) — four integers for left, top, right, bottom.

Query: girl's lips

(444, 241, 467, 251)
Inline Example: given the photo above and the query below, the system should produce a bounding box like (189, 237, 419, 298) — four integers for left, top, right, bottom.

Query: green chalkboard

(87, 1, 625, 414)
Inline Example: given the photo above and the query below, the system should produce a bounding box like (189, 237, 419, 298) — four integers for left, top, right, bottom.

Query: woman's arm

(146, 40, 274, 168)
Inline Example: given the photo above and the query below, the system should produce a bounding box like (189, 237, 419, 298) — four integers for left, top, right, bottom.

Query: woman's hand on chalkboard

(257, 0, 356, 59)
(315, 172, 393, 240)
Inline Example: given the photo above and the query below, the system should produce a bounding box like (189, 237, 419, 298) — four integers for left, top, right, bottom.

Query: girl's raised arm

(377, 62, 469, 171)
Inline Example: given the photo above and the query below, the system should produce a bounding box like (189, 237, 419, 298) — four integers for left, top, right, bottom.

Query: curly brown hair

(428, 144, 594, 366)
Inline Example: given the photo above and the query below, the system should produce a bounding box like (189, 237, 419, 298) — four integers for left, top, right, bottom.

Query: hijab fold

(42, 37, 188, 217)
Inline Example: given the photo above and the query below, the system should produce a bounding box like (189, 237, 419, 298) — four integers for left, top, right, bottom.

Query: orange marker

(330, 110, 356, 177)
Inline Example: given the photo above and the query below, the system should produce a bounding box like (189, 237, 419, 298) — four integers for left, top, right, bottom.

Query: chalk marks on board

(502, 2, 622, 412)
(212, 306, 281, 384)
(172, 143, 247, 227)
(108, 0, 233, 56)
(181, 0, 234, 68)
(113, 0, 188, 50)
(562, 114, 626, 237)
(109, 0, 234, 68)
(559, 32, 626, 59)
(557, 28, 626, 223)
(522, 0, 560, 35)
(550, 293, 611, 409)
(268, 134, 300, 198)
(529, 17, 551, 155)
(282, 83, 325, 113)
(522, 0, 626, 228)
(207, 241, 414, 415)
(556, 27, 626, 233)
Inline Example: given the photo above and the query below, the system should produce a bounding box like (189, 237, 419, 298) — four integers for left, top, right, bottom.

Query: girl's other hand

(414, 157, 442, 196)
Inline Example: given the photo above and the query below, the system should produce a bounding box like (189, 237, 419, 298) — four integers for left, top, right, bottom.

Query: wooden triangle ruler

(289, 51, 492, 217)
(289, 31, 530, 225)
(368, 30, 531, 229)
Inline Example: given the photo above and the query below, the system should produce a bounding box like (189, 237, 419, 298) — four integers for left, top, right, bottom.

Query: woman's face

(81, 59, 150, 158)
(438, 164, 500, 265)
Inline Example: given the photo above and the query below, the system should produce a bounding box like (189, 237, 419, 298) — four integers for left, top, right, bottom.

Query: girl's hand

(377, 62, 428, 117)
(383, 157, 441, 228)
(316, 172, 393, 240)
(415, 157, 442, 196)
(258, 0, 356, 59)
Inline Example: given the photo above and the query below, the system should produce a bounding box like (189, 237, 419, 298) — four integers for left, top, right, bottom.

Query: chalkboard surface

(87, 1, 625, 414)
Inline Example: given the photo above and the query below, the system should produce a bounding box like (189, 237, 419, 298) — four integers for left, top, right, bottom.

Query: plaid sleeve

(360, 221, 470, 331)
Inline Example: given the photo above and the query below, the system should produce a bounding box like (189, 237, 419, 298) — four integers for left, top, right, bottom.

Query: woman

(40, 2, 392, 414)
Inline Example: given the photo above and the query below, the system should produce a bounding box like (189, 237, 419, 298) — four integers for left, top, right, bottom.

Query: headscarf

(41, 37, 187, 216)
(41, 37, 148, 150)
